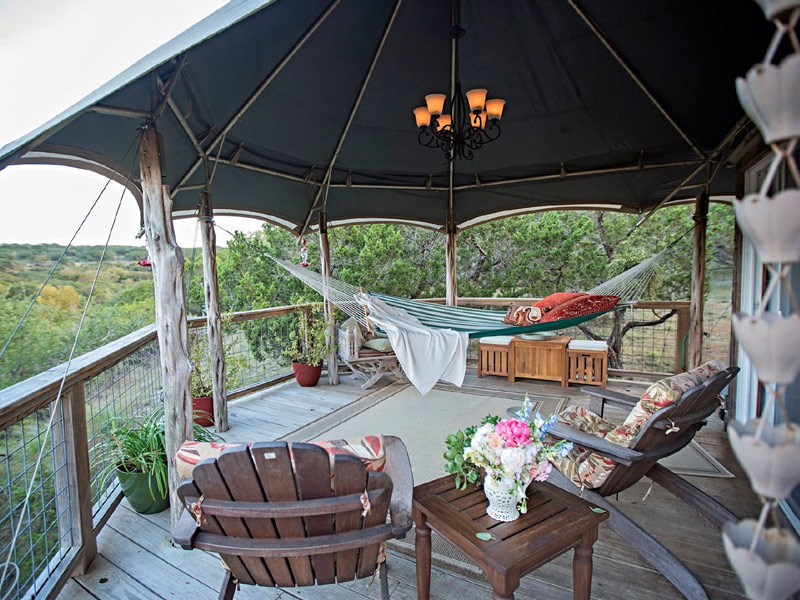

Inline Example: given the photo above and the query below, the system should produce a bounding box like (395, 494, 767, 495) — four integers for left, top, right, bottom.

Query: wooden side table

(567, 343, 608, 388)
(510, 335, 570, 387)
(413, 474, 607, 600)
(477, 336, 515, 380)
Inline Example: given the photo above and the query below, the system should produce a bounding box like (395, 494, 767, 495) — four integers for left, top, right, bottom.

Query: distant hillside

(0, 244, 158, 388)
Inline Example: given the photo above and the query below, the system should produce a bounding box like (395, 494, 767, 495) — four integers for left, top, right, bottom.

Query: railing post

(59, 384, 96, 574)
(675, 305, 690, 373)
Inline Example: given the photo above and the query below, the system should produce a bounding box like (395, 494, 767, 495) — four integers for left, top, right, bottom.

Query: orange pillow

(539, 294, 620, 323)
(534, 292, 587, 312)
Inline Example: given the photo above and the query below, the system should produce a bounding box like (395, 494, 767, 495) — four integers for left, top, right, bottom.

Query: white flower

(500, 446, 526, 474)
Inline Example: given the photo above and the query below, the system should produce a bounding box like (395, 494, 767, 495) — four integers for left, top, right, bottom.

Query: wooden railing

(0, 304, 313, 600)
(0, 297, 691, 599)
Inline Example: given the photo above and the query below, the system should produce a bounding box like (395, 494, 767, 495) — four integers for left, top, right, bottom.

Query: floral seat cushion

(551, 359, 726, 489)
(175, 435, 385, 480)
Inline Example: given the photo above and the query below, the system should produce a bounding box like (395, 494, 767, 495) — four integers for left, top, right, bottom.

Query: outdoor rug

(281, 379, 732, 578)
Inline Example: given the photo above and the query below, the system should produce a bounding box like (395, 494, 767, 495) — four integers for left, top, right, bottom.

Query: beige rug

(282, 379, 732, 578)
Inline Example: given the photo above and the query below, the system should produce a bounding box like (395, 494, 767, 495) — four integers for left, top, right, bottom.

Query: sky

(0, 0, 263, 247)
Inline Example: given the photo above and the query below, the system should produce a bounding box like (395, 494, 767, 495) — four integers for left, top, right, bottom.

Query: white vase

(484, 475, 522, 522)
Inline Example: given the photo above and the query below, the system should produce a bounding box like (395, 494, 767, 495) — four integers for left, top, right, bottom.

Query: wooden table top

(512, 335, 571, 346)
(413, 474, 608, 574)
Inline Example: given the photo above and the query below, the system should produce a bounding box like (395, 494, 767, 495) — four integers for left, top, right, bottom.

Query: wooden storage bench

(567, 340, 609, 388)
(477, 336, 514, 379)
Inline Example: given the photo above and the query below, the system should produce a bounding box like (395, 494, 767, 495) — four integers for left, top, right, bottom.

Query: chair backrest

(598, 366, 739, 495)
(177, 442, 394, 588)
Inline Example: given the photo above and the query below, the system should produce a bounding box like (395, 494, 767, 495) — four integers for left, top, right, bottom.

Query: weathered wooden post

(139, 125, 194, 527)
(319, 211, 339, 384)
(199, 190, 228, 430)
(445, 211, 458, 306)
(689, 191, 709, 369)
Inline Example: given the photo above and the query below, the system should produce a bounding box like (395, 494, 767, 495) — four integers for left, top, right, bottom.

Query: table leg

(414, 511, 432, 600)
(572, 528, 598, 600)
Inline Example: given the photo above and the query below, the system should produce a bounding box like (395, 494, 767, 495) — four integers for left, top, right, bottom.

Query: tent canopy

(0, 0, 771, 232)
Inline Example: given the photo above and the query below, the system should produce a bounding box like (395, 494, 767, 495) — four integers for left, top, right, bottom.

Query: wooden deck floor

(61, 370, 757, 600)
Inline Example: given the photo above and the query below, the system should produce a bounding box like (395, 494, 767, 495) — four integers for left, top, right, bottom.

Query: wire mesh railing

(0, 403, 71, 600)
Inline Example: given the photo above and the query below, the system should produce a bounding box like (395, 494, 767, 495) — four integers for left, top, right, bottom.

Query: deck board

(62, 370, 754, 599)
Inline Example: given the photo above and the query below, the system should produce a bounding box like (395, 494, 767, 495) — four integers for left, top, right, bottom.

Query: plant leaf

(590, 507, 606, 513)
(475, 532, 495, 541)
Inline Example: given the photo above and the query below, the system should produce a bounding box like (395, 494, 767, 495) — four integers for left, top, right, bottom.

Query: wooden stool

(567, 340, 608, 388)
(477, 336, 515, 380)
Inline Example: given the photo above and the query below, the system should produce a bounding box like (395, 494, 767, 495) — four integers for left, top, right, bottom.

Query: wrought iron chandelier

(412, 0, 505, 161)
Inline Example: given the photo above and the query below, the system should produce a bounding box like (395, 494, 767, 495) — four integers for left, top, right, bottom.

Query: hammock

(271, 244, 670, 338)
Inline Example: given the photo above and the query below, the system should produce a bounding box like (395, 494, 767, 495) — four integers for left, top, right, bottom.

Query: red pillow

(534, 292, 587, 312)
(539, 294, 620, 323)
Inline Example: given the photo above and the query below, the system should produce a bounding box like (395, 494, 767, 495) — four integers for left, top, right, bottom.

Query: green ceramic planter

(116, 467, 169, 514)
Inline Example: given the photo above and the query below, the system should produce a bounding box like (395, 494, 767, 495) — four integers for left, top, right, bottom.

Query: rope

(0, 137, 138, 362)
(0, 141, 138, 599)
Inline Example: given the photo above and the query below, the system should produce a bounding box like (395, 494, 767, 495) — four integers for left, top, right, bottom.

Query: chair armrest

(172, 508, 199, 550)
(548, 422, 643, 466)
(382, 435, 413, 537)
(582, 387, 639, 417)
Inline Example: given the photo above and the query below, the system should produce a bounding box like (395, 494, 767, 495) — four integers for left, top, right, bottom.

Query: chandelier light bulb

(465, 88, 488, 112)
(485, 98, 505, 120)
(425, 94, 446, 116)
(414, 106, 431, 128)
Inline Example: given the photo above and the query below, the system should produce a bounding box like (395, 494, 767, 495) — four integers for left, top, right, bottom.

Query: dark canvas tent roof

(0, 0, 771, 231)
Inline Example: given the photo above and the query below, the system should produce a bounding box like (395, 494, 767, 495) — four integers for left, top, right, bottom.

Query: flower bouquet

(443, 397, 572, 521)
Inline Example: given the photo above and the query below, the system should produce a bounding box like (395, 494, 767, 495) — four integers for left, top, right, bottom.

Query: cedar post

(445, 211, 458, 306)
(200, 190, 228, 431)
(689, 192, 709, 369)
(139, 125, 194, 528)
(319, 212, 339, 384)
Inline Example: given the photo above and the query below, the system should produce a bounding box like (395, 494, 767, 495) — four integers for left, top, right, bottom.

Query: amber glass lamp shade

(425, 93, 446, 116)
(485, 98, 505, 120)
(414, 107, 431, 128)
(436, 114, 452, 131)
(465, 88, 487, 112)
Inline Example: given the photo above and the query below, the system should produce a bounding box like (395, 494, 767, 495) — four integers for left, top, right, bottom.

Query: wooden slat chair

(546, 366, 739, 600)
(172, 436, 413, 599)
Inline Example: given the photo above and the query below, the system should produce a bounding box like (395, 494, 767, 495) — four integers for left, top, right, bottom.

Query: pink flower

(496, 419, 532, 448)
(488, 433, 503, 448)
(530, 461, 552, 482)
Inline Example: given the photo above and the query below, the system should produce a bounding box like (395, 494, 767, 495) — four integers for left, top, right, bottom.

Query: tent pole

(446, 0, 458, 307)
(319, 211, 339, 384)
(138, 125, 194, 529)
(689, 191, 709, 369)
(199, 188, 229, 431)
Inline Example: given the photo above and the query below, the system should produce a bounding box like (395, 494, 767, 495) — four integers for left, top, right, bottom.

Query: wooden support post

(319, 212, 339, 384)
(51, 385, 96, 573)
(139, 125, 194, 528)
(726, 170, 745, 419)
(689, 192, 709, 369)
(445, 211, 457, 307)
(199, 191, 228, 431)
(675, 305, 690, 373)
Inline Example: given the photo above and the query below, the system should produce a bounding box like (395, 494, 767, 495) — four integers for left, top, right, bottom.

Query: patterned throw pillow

(621, 359, 726, 432)
(363, 337, 393, 353)
(539, 294, 620, 323)
(502, 304, 543, 325)
(533, 292, 587, 312)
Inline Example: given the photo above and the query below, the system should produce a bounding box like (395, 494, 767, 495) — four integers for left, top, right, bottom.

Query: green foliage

(443, 414, 500, 490)
(94, 406, 220, 500)
(188, 318, 248, 397)
(273, 305, 331, 366)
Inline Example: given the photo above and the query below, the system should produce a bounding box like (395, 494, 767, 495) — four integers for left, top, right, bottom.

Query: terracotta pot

(192, 395, 214, 427)
(292, 361, 323, 387)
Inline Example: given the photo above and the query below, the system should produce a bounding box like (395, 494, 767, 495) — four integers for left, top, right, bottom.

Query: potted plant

(189, 320, 246, 427)
(96, 406, 219, 514)
(278, 306, 331, 387)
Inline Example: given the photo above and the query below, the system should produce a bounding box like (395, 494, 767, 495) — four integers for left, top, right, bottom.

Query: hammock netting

(271, 246, 669, 338)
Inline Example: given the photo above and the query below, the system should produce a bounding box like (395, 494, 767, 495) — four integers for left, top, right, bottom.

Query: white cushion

(479, 335, 514, 346)
(568, 339, 608, 351)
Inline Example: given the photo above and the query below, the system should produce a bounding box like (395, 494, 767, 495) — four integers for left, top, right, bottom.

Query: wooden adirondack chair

(172, 436, 413, 600)
(546, 366, 740, 600)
